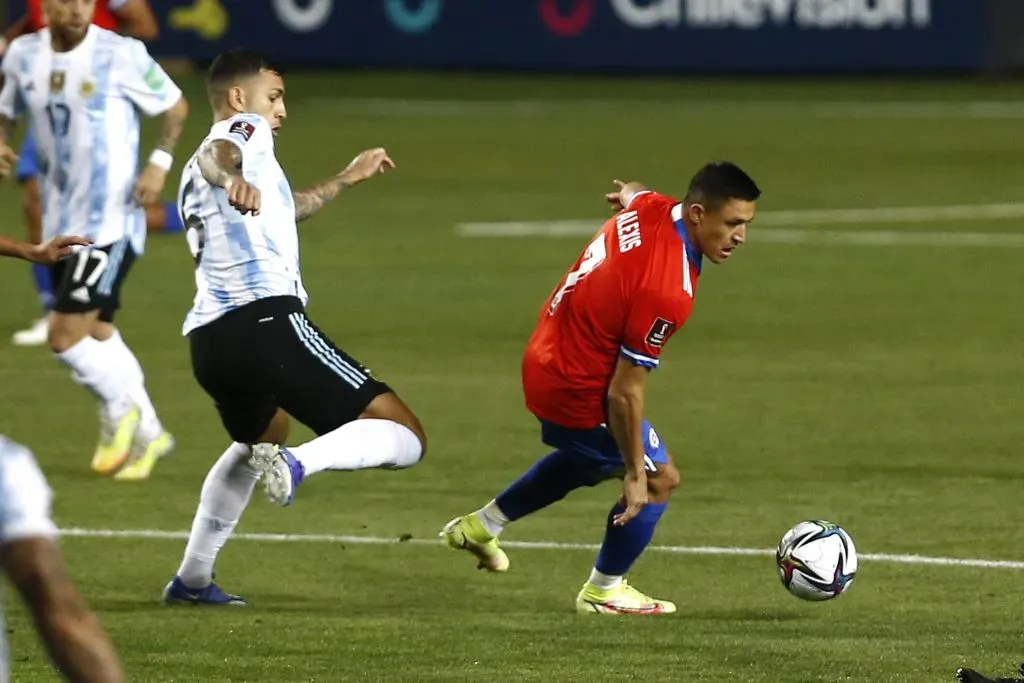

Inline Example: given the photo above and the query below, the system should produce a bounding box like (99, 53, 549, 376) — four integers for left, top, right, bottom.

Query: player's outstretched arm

(0, 235, 92, 264)
(292, 147, 395, 223)
(606, 357, 651, 526)
(1, 538, 126, 683)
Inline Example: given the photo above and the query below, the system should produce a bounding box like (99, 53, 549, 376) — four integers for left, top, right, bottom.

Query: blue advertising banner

(8, 0, 986, 73)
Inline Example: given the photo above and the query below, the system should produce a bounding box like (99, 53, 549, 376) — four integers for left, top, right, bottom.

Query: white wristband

(148, 149, 173, 172)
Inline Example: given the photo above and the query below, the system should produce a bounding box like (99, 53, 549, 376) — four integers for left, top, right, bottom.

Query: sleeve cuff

(625, 190, 652, 210)
(620, 345, 659, 368)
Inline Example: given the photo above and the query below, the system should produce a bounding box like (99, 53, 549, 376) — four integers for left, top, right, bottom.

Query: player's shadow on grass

(93, 595, 350, 614)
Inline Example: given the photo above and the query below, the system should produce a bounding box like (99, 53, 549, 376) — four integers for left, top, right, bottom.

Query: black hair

(206, 49, 278, 100)
(683, 162, 761, 210)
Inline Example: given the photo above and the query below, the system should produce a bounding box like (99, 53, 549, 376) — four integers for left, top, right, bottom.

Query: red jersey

(522, 191, 702, 429)
(28, 0, 124, 31)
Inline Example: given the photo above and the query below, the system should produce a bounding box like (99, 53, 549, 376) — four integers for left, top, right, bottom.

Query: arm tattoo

(196, 140, 242, 189)
(293, 173, 348, 223)
(155, 97, 188, 156)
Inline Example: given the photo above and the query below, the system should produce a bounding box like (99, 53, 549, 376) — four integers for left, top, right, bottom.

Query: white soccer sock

(587, 568, 623, 591)
(56, 336, 131, 416)
(102, 330, 162, 441)
(289, 419, 423, 477)
(474, 500, 510, 537)
(177, 442, 260, 589)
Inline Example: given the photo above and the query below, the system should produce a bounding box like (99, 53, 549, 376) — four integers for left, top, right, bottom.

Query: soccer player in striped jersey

(0, 231, 125, 683)
(442, 164, 760, 614)
(163, 49, 426, 606)
(1, 0, 172, 348)
(0, 0, 190, 481)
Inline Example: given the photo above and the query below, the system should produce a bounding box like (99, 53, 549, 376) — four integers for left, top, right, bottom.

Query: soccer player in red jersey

(442, 162, 761, 614)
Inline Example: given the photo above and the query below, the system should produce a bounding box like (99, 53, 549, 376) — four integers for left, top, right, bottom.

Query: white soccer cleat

(248, 443, 305, 507)
(12, 316, 49, 346)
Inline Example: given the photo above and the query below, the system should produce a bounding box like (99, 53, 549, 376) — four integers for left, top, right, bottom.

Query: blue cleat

(162, 576, 248, 607)
(249, 443, 305, 507)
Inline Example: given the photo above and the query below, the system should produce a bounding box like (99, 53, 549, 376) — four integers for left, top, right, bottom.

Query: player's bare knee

(89, 320, 115, 342)
(255, 408, 290, 445)
(47, 313, 91, 353)
(648, 461, 681, 502)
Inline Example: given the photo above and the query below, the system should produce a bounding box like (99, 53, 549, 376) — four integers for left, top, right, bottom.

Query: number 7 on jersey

(549, 234, 607, 314)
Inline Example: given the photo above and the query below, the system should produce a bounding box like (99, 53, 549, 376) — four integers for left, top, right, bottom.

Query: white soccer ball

(776, 520, 858, 601)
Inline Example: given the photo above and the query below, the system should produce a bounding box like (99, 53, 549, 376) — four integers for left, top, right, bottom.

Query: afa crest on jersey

(49, 71, 65, 93)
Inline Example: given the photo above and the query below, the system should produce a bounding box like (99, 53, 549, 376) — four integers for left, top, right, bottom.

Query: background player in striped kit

(0, 0, 190, 481)
(0, 0, 179, 347)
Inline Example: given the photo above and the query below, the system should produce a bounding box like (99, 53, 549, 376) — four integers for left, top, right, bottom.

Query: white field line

(58, 527, 1024, 571)
(456, 202, 1024, 246)
(308, 98, 1024, 120)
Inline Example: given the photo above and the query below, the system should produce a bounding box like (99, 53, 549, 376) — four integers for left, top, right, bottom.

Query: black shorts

(189, 296, 392, 444)
(50, 238, 136, 323)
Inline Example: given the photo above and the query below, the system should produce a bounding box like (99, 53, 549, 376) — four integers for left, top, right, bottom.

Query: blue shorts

(540, 419, 669, 482)
(16, 126, 41, 182)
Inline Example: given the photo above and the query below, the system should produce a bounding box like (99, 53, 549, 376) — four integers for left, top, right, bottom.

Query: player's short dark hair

(684, 162, 761, 210)
(206, 49, 279, 101)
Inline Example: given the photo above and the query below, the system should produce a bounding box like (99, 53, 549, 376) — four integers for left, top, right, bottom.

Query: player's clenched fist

(225, 175, 261, 216)
(339, 147, 396, 187)
(133, 163, 168, 206)
(0, 144, 19, 180)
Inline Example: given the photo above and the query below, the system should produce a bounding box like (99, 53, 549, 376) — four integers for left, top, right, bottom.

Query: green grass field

(2, 72, 1024, 682)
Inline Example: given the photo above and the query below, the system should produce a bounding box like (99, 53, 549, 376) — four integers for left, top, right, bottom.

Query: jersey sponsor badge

(645, 317, 674, 348)
(229, 120, 256, 142)
(80, 79, 96, 98)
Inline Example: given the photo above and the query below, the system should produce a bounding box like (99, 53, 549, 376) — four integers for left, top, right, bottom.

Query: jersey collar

(671, 203, 703, 274)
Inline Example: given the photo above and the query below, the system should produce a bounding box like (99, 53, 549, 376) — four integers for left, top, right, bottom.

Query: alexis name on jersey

(615, 210, 642, 253)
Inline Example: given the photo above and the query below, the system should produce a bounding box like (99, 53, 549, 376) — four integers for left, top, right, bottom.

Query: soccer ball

(776, 520, 858, 601)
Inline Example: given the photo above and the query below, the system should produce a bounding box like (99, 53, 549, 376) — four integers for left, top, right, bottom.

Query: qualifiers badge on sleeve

(645, 318, 674, 348)
(229, 120, 256, 142)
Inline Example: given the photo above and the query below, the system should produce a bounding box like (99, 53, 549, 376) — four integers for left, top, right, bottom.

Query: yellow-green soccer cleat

(91, 406, 140, 474)
(114, 431, 175, 481)
(439, 515, 510, 572)
(576, 580, 677, 615)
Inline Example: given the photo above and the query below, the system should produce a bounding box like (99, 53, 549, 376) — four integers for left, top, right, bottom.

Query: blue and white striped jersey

(0, 436, 58, 683)
(0, 26, 183, 255)
(178, 114, 307, 335)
